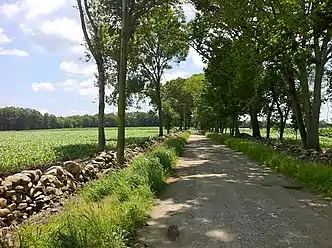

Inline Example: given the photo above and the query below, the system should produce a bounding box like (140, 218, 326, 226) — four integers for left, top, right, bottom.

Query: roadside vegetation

(207, 133, 332, 196)
(9, 132, 190, 248)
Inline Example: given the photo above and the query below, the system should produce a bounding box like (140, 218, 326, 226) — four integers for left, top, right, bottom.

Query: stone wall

(0, 134, 175, 228)
(237, 133, 332, 164)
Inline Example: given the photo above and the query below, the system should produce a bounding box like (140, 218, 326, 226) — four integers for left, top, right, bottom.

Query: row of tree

(76, 0, 190, 164)
(0, 107, 159, 131)
(188, 0, 332, 150)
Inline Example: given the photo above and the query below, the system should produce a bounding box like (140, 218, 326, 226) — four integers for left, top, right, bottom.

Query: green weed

(16, 132, 190, 248)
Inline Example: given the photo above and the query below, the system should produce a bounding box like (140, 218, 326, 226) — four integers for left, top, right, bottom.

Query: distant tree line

(0, 107, 159, 131)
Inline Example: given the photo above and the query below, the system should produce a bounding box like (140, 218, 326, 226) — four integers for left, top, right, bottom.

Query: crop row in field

(0, 127, 158, 173)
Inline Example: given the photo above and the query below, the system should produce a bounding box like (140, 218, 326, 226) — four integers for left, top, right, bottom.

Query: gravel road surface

(136, 134, 332, 248)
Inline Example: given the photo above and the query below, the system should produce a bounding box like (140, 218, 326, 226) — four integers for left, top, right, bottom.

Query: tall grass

(207, 132, 332, 195)
(14, 131, 191, 248)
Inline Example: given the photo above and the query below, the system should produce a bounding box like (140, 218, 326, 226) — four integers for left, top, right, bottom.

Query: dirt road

(137, 134, 332, 248)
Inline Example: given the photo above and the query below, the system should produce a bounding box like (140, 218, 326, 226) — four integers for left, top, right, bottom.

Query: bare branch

(77, 0, 97, 59)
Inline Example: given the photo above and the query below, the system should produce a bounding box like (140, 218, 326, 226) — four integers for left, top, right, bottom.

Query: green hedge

(14, 132, 191, 248)
(206, 132, 332, 195)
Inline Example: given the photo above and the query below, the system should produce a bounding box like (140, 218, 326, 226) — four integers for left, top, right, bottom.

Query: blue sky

(0, 1, 203, 116)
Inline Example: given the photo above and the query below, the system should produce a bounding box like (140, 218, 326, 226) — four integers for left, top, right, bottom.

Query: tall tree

(116, 0, 180, 164)
(77, 0, 109, 151)
(134, 4, 189, 136)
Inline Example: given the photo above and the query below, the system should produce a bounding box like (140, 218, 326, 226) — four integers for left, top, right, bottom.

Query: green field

(0, 127, 159, 173)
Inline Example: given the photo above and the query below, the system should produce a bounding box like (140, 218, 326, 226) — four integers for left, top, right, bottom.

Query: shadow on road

(137, 135, 332, 248)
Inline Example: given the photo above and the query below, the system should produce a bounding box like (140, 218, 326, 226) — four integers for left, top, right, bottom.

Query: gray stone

(55, 189, 63, 196)
(91, 160, 105, 168)
(54, 179, 63, 188)
(1, 181, 12, 191)
(26, 207, 33, 212)
(45, 187, 56, 195)
(0, 209, 10, 217)
(21, 170, 41, 182)
(12, 211, 22, 219)
(7, 173, 31, 185)
(5, 190, 15, 198)
(33, 191, 43, 198)
(25, 196, 32, 203)
(35, 195, 46, 202)
(12, 193, 23, 204)
(39, 175, 56, 185)
(6, 213, 13, 220)
(17, 203, 28, 210)
(14, 185, 25, 193)
(64, 170, 74, 180)
(64, 161, 82, 175)
(4, 175, 21, 185)
(0, 186, 6, 196)
(8, 203, 16, 211)
(46, 166, 65, 177)
(0, 198, 7, 209)
(84, 164, 96, 171)
(66, 180, 76, 191)
(94, 156, 105, 162)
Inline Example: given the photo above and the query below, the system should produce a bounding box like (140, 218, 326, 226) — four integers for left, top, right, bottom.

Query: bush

(165, 131, 190, 156)
(207, 132, 332, 195)
(17, 132, 190, 248)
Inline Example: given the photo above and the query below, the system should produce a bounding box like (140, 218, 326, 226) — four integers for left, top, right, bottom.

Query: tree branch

(77, 0, 98, 60)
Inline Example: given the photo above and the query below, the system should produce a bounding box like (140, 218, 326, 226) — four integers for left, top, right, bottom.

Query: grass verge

(13, 131, 191, 248)
(206, 132, 332, 195)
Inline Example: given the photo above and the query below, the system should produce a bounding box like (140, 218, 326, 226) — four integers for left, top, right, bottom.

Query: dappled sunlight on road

(137, 134, 332, 247)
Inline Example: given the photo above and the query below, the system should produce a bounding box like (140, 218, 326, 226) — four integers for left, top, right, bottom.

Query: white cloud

(57, 79, 78, 91)
(39, 18, 83, 43)
(24, 0, 67, 19)
(183, 4, 196, 22)
(78, 79, 97, 97)
(72, 44, 86, 55)
(19, 24, 34, 35)
(1, 1, 85, 58)
(31, 82, 55, 92)
(0, 0, 66, 19)
(188, 47, 205, 69)
(0, 3, 20, 18)
(0, 48, 29, 57)
(60, 61, 96, 76)
(0, 28, 11, 44)
(57, 78, 97, 97)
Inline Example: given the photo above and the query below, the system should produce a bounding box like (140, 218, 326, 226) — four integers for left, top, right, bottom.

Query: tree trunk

(231, 115, 235, 136)
(266, 114, 271, 139)
(156, 82, 163, 136)
(250, 108, 261, 138)
(158, 105, 163, 136)
(235, 122, 240, 136)
(215, 121, 219, 133)
(284, 68, 307, 146)
(279, 107, 290, 141)
(117, 0, 129, 165)
(98, 66, 106, 151)
(305, 37, 324, 150)
(266, 100, 274, 139)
